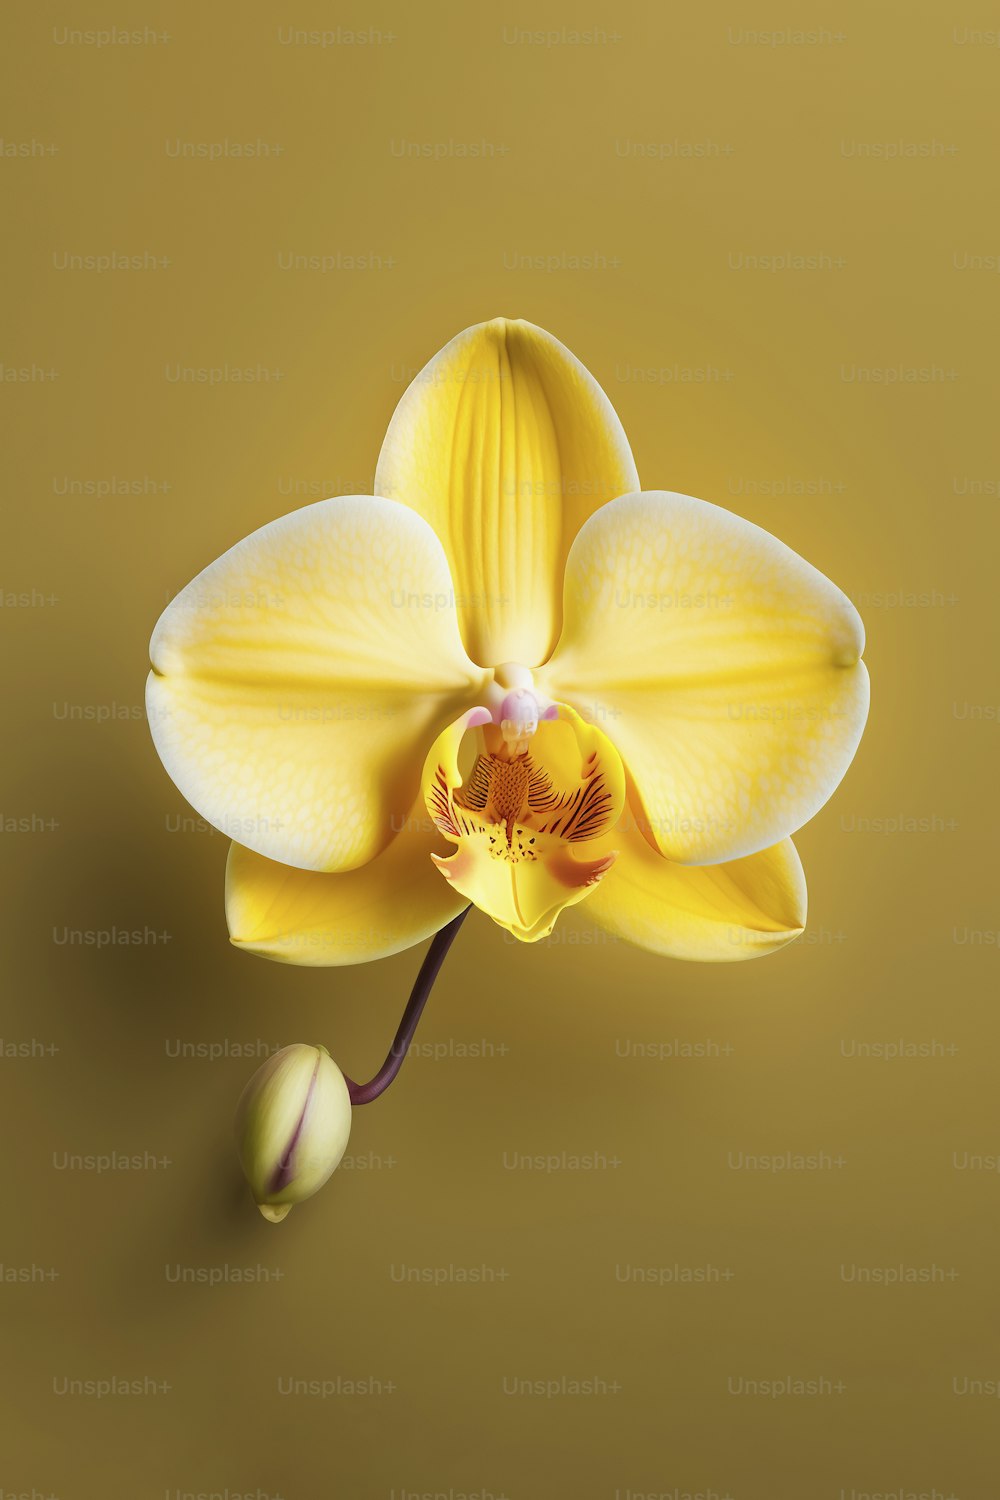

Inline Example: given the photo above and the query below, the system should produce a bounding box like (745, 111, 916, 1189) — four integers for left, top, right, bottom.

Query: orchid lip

(422, 701, 626, 942)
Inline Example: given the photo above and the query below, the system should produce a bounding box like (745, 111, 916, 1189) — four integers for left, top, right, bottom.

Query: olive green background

(2, 1, 997, 1496)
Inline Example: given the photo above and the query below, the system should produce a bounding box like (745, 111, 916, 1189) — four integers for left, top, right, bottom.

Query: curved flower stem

(344, 906, 471, 1106)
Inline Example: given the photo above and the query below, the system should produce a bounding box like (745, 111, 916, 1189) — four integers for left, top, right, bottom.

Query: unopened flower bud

(235, 1043, 352, 1222)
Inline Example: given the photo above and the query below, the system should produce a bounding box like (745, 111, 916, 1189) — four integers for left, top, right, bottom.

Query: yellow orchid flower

(147, 317, 868, 965)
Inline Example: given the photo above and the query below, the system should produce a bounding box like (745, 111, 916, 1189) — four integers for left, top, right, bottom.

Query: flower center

(421, 698, 626, 942)
(483, 662, 557, 757)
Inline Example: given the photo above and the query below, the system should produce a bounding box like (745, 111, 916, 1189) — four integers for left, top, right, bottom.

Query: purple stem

(344, 906, 470, 1106)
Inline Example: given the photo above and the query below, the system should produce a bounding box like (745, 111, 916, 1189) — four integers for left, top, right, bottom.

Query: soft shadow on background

(3, 1, 997, 1495)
